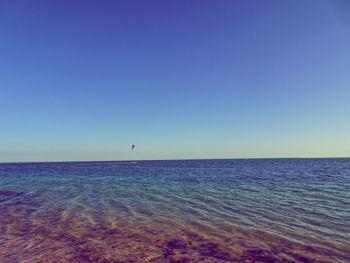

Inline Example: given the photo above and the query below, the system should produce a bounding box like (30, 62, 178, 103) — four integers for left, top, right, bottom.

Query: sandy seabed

(1, 202, 347, 263)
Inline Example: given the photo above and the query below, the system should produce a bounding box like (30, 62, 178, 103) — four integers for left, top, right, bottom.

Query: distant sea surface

(0, 159, 349, 262)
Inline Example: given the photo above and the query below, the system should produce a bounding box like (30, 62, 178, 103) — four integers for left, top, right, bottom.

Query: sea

(0, 159, 349, 262)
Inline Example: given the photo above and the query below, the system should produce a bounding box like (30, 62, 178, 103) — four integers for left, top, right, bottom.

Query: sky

(1, 0, 350, 162)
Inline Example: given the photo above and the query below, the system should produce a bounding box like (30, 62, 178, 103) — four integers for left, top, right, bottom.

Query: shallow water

(0, 159, 349, 262)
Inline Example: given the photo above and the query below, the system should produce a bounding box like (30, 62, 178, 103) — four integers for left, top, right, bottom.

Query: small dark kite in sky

(131, 144, 135, 150)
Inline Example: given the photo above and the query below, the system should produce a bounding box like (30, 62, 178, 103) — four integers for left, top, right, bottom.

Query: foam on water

(0, 159, 349, 262)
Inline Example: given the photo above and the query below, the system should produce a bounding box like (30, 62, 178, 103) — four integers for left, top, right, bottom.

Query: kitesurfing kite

(131, 144, 135, 150)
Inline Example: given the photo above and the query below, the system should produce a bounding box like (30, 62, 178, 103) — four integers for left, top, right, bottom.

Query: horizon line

(1, 156, 349, 164)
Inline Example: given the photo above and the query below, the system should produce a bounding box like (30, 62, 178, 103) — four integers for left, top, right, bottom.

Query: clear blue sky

(1, 0, 350, 162)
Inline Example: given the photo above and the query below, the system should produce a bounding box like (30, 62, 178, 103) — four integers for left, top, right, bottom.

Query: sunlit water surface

(0, 159, 349, 262)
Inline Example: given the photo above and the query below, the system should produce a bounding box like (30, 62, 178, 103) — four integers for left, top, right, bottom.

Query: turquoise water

(0, 159, 349, 262)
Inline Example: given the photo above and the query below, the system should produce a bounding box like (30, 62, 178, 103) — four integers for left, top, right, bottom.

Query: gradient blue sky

(1, 0, 350, 162)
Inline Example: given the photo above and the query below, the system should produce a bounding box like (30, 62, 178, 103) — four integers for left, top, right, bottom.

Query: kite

(131, 144, 135, 150)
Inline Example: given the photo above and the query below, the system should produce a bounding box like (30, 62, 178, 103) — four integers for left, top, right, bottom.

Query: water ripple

(0, 159, 349, 262)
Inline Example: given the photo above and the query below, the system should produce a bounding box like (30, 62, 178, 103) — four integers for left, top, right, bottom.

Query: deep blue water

(0, 158, 349, 262)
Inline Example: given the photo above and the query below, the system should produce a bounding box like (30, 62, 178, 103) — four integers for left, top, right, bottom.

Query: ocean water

(0, 159, 349, 262)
